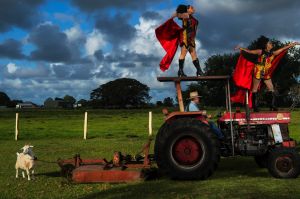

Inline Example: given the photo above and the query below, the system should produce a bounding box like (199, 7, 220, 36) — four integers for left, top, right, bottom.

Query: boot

(268, 91, 278, 111)
(178, 59, 187, 77)
(193, 58, 204, 76)
(252, 92, 259, 112)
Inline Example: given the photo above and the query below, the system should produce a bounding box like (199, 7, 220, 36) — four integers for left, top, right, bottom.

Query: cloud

(1, 78, 23, 89)
(141, 11, 163, 21)
(4, 62, 50, 79)
(2, 0, 300, 105)
(0, 77, 101, 103)
(65, 25, 84, 42)
(0, 0, 44, 32)
(196, 0, 300, 14)
(94, 49, 104, 61)
(0, 60, 114, 104)
(103, 49, 160, 68)
(0, 39, 26, 59)
(98, 14, 182, 99)
(64, 25, 89, 64)
(124, 17, 163, 55)
(6, 63, 18, 73)
(28, 23, 72, 62)
(95, 13, 136, 46)
(71, 0, 167, 11)
(85, 30, 106, 56)
(54, 13, 76, 23)
(51, 63, 94, 80)
(193, 0, 300, 54)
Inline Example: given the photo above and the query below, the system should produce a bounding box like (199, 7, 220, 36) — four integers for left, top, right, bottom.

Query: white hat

(189, 91, 201, 99)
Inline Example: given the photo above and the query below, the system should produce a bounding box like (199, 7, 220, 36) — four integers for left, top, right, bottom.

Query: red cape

(231, 50, 287, 107)
(155, 18, 182, 71)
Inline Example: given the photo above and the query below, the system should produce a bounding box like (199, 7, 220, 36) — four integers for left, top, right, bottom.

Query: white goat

(15, 145, 36, 180)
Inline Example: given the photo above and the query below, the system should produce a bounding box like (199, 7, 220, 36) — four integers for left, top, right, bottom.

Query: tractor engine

(235, 125, 269, 156)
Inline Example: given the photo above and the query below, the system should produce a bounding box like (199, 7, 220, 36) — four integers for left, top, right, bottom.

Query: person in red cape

(155, 4, 203, 77)
(232, 35, 299, 111)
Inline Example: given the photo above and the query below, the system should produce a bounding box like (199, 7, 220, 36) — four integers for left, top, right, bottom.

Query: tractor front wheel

(267, 148, 300, 178)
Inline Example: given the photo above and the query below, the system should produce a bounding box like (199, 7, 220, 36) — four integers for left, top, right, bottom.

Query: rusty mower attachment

(58, 138, 155, 183)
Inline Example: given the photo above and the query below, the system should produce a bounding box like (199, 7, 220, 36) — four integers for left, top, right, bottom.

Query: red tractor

(155, 76, 300, 180)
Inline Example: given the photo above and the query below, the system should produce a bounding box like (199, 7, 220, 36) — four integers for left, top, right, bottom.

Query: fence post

(149, 111, 152, 136)
(15, 113, 19, 141)
(83, 111, 88, 140)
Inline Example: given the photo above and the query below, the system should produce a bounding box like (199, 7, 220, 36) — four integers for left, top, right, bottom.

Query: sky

(0, 0, 300, 105)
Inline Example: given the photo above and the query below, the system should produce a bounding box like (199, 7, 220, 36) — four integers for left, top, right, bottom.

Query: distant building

(73, 103, 82, 108)
(44, 98, 73, 108)
(16, 102, 37, 109)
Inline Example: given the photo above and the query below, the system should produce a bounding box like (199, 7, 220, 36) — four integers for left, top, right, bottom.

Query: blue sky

(0, 0, 299, 105)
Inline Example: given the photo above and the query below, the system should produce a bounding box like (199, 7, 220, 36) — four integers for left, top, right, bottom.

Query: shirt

(185, 101, 200, 112)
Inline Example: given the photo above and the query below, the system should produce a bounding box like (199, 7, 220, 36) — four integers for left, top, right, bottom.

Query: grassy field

(0, 108, 299, 199)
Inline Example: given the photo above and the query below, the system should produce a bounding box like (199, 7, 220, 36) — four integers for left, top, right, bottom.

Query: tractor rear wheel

(154, 118, 220, 180)
(267, 148, 300, 178)
(154, 122, 169, 171)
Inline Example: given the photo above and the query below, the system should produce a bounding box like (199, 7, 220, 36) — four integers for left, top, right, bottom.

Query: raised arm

(273, 42, 300, 56)
(235, 46, 262, 55)
(171, 12, 189, 19)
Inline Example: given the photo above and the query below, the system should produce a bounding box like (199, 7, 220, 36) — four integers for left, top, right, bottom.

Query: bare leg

(16, 169, 18, 178)
(178, 46, 188, 77)
(22, 171, 25, 178)
(264, 79, 274, 92)
(179, 46, 188, 60)
(189, 47, 198, 61)
(252, 78, 261, 92)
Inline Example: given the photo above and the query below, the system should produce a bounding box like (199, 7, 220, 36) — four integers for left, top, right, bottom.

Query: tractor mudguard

(165, 111, 207, 123)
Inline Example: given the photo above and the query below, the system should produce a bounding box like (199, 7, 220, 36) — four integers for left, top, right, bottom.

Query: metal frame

(58, 138, 153, 183)
(227, 79, 234, 156)
(157, 76, 235, 155)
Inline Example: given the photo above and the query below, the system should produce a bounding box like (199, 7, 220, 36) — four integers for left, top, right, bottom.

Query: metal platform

(157, 75, 230, 82)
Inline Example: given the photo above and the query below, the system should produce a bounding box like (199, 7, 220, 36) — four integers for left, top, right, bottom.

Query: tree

(55, 97, 63, 101)
(90, 78, 151, 108)
(63, 95, 76, 104)
(9, 99, 23, 108)
(0, 92, 11, 106)
(202, 53, 239, 107)
(77, 99, 88, 106)
(156, 101, 163, 106)
(163, 97, 174, 107)
(180, 53, 239, 107)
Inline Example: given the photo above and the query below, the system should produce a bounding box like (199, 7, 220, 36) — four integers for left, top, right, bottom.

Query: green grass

(0, 108, 299, 199)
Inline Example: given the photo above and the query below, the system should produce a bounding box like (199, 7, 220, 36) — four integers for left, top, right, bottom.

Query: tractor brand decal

(222, 117, 290, 122)
(276, 113, 284, 120)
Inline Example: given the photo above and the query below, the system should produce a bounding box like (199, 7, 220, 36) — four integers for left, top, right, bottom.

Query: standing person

(175, 4, 203, 77)
(185, 91, 223, 139)
(155, 4, 203, 77)
(233, 36, 299, 111)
